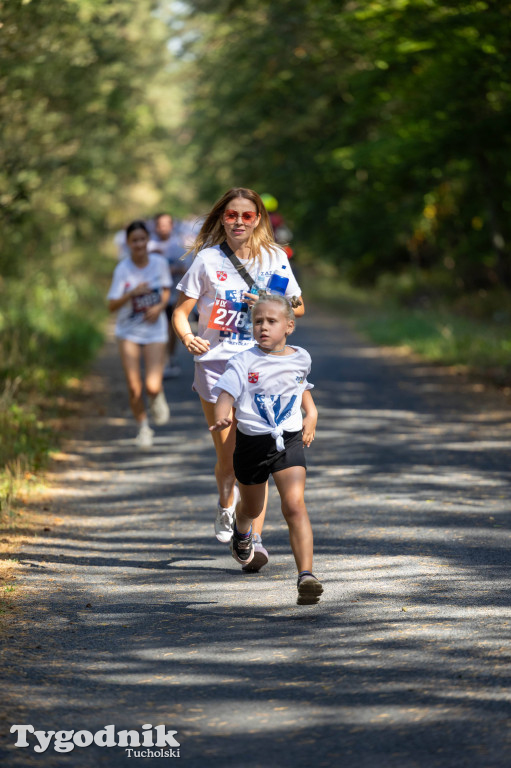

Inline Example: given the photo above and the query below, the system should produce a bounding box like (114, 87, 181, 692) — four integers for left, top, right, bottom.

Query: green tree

(174, 0, 511, 286)
(0, 0, 176, 276)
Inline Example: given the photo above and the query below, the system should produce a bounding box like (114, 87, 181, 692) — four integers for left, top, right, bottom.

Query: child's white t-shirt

(176, 245, 301, 362)
(212, 345, 313, 448)
(107, 255, 172, 343)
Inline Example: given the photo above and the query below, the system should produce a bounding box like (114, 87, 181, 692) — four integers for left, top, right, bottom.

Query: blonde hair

(252, 293, 295, 324)
(187, 187, 280, 267)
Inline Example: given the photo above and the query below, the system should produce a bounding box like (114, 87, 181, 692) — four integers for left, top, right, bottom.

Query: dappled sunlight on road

(3, 317, 510, 768)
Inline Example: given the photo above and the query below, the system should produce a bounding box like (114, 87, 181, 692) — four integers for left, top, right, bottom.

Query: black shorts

(233, 429, 306, 486)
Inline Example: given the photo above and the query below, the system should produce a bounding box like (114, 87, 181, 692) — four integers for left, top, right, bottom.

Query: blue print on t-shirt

(254, 394, 297, 427)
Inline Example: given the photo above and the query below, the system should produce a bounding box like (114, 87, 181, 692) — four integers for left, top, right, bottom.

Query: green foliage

(0, 397, 52, 479)
(0, 242, 109, 517)
(304, 261, 511, 386)
(174, 0, 511, 287)
(0, 1, 186, 513)
(360, 308, 511, 384)
(0, 262, 106, 385)
(0, 0, 178, 270)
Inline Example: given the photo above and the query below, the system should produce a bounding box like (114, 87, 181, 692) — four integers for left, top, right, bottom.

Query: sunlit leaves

(0, 0, 175, 277)
(176, 0, 511, 286)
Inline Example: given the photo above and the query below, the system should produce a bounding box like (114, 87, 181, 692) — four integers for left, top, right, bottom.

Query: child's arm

(209, 391, 235, 432)
(301, 390, 318, 447)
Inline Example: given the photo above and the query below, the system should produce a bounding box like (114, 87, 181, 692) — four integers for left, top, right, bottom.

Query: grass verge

(302, 262, 511, 390)
(0, 242, 111, 524)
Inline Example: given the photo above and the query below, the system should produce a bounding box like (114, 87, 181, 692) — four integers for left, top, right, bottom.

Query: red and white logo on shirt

(248, 372, 259, 383)
(216, 271, 227, 281)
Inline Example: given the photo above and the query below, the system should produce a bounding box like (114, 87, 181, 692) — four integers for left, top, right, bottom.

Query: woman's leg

(118, 340, 145, 422)
(200, 398, 268, 535)
(142, 342, 166, 399)
(272, 466, 313, 574)
(200, 398, 238, 509)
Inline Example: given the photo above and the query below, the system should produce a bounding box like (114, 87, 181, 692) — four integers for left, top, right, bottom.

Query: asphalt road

(1, 308, 510, 768)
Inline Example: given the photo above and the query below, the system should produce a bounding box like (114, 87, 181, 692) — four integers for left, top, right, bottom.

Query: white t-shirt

(176, 244, 301, 363)
(107, 255, 172, 343)
(212, 345, 313, 449)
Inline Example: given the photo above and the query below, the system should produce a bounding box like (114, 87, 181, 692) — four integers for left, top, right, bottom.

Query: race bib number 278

(208, 297, 249, 333)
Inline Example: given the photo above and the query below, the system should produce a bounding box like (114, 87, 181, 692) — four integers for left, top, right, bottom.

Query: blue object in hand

(267, 265, 289, 295)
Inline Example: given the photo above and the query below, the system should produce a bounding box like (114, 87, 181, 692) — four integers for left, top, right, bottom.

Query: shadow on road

(1, 311, 510, 768)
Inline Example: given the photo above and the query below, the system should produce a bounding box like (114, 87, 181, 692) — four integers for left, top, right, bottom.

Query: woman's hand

(183, 334, 210, 355)
(242, 291, 259, 308)
(209, 416, 233, 433)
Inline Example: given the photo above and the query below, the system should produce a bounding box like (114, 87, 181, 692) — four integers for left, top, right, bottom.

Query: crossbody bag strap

(220, 241, 255, 289)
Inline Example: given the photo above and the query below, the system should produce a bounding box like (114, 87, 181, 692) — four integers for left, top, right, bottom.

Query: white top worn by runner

(212, 345, 314, 450)
(107, 254, 172, 344)
(176, 244, 301, 363)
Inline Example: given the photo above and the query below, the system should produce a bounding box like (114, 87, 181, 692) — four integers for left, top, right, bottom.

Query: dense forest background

(180, 0, 511, 290)
(1, 0, 510, 508)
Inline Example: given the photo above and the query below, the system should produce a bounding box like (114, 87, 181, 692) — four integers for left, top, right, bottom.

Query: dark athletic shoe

(242, 537, 269, 573)
(297, 573, 323, 605)
(230, 527, 254, 565)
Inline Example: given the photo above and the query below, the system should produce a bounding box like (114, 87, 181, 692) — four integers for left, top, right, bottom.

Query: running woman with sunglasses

(172, 188, 304, 571)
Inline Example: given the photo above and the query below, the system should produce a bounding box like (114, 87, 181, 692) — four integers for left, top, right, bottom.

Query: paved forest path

(1, 308, 510, 768)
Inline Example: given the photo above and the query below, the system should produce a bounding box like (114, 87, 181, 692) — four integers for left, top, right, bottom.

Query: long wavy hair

(189, 187, 280, 266)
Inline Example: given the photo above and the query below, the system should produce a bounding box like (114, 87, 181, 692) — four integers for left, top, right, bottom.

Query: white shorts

(192, 359, 228, 403)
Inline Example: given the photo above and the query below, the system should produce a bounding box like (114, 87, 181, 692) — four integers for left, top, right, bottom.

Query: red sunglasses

(223, 209, 258, 225)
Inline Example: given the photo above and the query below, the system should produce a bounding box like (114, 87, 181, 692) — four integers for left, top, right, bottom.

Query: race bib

(131, 289, 160, 314)
(208, 297, 249, 333)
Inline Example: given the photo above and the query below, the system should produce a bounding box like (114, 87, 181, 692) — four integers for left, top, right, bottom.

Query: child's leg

(235, 482, 267, 534)
(230, 482, 266, 565)
(272, 466, 313, 573)
(118, 340, 145, 422)
(251, 482, 268, 539)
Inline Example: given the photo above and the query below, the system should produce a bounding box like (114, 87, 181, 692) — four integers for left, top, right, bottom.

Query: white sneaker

(163, 363, 181, 379)
(149, 390, 170, 425)
(136, 423, 154, 449)
(214, 485, 240, 543)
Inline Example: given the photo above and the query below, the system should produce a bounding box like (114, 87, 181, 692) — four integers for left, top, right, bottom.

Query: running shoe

(296, 572, 323, 605)
(242, 534, 269, 572)
(149, 390, 170, 425)
(214, 485, 240, 543)
(230, 526, 254, 565)
(136, 423, 154, 449)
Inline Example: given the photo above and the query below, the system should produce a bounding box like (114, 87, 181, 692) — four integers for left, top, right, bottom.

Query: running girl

(107, 220, 171, 448)
(209, 294, 323, 605)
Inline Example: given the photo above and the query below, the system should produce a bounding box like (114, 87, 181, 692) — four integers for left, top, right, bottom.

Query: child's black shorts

(233, 429, 306, 485)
